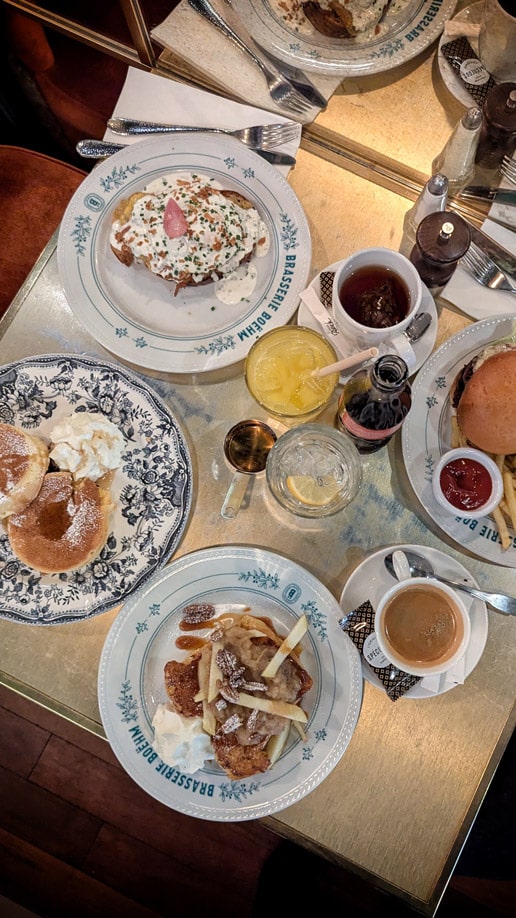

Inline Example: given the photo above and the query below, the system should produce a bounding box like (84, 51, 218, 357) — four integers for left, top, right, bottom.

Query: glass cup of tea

(265, 423, 362, 518)
(331, 247, 423, 369)
(374, 577, 471, 677)
(244, 325, 340, 426)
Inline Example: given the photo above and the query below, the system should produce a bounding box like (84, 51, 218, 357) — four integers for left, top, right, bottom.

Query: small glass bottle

(431, 107, 482, 194)
(399, 173, 448, 259)
(410, 212, 471, 293)
(335, 354, 411, 454)
(475, 82, 516, 172)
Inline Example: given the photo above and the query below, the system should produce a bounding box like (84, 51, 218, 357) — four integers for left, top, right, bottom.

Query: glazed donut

(0, 422, 49, 519)
(7, 471, 115, 573)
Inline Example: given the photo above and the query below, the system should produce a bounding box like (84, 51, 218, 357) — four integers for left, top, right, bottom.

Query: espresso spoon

(384, 549, 516, 616)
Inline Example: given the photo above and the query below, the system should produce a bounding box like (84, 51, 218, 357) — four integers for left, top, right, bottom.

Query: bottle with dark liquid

(335, 355, 412, 454)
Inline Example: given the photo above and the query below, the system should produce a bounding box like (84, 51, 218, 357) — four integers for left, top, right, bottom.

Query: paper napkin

(150, 0, 341, 123)
(104, 66, 301, 178)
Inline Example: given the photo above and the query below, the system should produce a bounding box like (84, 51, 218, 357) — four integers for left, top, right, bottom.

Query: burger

(451, 342, 516, 455)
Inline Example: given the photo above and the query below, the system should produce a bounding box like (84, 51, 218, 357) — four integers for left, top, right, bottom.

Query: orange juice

(244, 326, 339, 424)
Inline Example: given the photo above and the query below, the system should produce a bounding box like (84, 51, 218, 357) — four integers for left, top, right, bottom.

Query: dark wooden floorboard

(0, 684, 514, 917)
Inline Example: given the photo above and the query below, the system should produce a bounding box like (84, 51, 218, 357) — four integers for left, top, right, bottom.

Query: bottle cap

(428, 173, 449, 196)
(416, 212, 471, 265)
(463, 107, 482, 130)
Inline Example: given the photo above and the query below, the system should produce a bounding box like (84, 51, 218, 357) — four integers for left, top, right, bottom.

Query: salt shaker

(475, 82, 516, 172)
(410, 212, 471, 293)
(399, 174, 448, 259)
(432, 108, 482, 194)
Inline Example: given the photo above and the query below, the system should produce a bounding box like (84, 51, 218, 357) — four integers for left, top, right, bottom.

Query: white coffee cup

(373, 576, 471, 678)
(332, 248, 423, 370)
(479, 0, 516, 82)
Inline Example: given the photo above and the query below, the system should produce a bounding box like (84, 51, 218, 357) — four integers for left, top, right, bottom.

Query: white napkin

(103, 66, 301, 178)
(419, 655, 466, 694)
(441, 164, 516, 319)
(150, 0, 341, 123)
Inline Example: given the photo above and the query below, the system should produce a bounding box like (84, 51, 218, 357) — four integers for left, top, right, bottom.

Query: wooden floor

(0, 684, 514, 918)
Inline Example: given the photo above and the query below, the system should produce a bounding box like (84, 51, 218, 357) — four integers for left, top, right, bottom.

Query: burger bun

(457, 349, 516, 455)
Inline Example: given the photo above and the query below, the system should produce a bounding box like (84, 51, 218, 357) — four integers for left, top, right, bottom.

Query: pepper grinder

(432, 107, 482, 194)
(398, 173, 448, 259)
(410, 212, 471, 294)
(475, 82, 516, 173)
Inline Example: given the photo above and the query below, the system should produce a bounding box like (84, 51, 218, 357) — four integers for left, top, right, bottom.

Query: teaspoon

(384, 549, 516, 616)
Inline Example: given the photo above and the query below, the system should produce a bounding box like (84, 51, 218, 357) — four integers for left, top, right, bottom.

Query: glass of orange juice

(244, 326, 339, 426)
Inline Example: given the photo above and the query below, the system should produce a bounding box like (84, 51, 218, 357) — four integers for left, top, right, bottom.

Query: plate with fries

(402, 314, 516, 566)
(98, 545, 363, 821)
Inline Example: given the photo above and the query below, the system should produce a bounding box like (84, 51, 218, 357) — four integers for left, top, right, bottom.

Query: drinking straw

(311, 347, 379, 378)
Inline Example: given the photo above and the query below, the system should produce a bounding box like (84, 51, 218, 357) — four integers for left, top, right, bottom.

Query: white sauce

(152, 704, 213, 774)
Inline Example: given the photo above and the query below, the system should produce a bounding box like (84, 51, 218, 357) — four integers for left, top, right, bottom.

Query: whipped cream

(49, 412, 125, 481)
(151, 704, 213, 774)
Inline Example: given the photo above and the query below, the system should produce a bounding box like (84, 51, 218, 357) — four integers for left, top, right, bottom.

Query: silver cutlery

(107, 117, 299, 149)
(76, 138, 296, 167)
(253, 41, 328, 110)
(404, 311, 432, 342)
(461, 243, 516, 293)
(459, 186, 516, 206)
(461, 217, 516, 278)
(384, 549, 516, 616)
(500, 155, 516, 186)
(187, 0, 313, 116)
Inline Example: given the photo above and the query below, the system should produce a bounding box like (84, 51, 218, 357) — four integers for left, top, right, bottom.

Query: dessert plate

(0, 354, 192, 624)
(296, 260, 438, 376)
(402, 314, 516, 566)
(339, 543, 488, 699)
(57, 134, 311, 374)
(233, 0, 457, 77)
(98, 545, 363, 821)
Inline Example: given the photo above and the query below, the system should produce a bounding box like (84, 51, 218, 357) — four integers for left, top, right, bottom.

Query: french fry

(493, 504, 512, 550)
(503, 469, 516, 531)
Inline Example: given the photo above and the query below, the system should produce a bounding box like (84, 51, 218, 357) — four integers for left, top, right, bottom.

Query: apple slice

(261, 614, 308, 679)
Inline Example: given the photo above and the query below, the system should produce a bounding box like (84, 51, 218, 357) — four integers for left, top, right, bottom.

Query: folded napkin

(419, 654, 466, 694)
(151, 0, 340, 123)
(441, 178, 516, 319)
(104, 66, 301, 177)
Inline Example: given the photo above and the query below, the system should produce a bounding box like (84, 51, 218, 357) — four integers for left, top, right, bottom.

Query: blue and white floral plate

(0, 354, 192, 624)
(232, 0, 457, 76)
(97, 546, 363, 821)
(402, 315, 516, 567)
(57, 135, 311, 374)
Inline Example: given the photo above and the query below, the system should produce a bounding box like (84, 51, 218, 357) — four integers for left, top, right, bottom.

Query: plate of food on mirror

(0, 353, 192, 624)
(231, 0, 458, 76)
(402, 314, 516, 567)
(57, 134, 311, 374)
(97, 545, 363, 821)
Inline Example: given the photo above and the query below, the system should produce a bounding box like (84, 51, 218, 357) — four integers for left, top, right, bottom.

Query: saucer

(438, 2, 484, 108)
(296, 262, 437, 377)
(339, 543, 488, 699)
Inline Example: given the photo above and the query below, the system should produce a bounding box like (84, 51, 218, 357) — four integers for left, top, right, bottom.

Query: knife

(460, 216, 516, 280)
(460, 186, 516, 206)
(76, 139, 296, 166)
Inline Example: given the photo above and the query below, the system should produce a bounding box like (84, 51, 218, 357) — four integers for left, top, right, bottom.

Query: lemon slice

(286, 474, 340, 507)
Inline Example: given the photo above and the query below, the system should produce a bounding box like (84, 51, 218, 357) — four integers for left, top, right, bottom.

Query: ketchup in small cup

(432, 447, 504, 519)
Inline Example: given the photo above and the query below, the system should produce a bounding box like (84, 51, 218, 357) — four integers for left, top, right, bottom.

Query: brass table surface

(1, 149, 516, 916)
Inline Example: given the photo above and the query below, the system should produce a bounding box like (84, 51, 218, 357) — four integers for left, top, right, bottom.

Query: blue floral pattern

(0, 355, 192, 624)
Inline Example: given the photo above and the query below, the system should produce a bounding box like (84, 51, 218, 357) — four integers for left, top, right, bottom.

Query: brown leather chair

(0, 145, 87, 317)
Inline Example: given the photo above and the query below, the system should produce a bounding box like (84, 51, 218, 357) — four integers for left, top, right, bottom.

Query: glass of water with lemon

(244, 325, 339, 426)
(266, 424, 362, 518)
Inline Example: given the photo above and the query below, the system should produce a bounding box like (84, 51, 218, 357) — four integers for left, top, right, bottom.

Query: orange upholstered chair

(0, 145, 87, 318)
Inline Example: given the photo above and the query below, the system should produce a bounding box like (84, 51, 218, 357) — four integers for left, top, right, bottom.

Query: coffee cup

(332, 248, 423, 370)
(478, 0, 516, 82)
(373, 577, 471, 677)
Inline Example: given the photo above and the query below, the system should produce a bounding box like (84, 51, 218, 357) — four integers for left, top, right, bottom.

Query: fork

(187, 0, 312, 116)
(461, 243, 516, 293)
(500, 155, 516, 186)
(107, 117, 300, 149)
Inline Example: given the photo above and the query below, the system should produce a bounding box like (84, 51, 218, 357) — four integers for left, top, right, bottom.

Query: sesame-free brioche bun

(0, 423, 49, 519)
(456, 349, 516, 455)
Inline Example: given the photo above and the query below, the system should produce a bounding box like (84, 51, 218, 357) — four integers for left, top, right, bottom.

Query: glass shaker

(398, 173, 448, 259)
(335, 354, 412, 454)
(475, 82, 516, 172)
(410, 212, 471, 293)
(432, 108, 482, 194)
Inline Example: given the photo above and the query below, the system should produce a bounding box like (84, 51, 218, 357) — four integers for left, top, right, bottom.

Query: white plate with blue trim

(232, 0, 457, 76)
(57, 135, 311, 374)
(0, 354, 192, 624)
(402, 314, 516, 566)
(97, 545, 363, 821)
